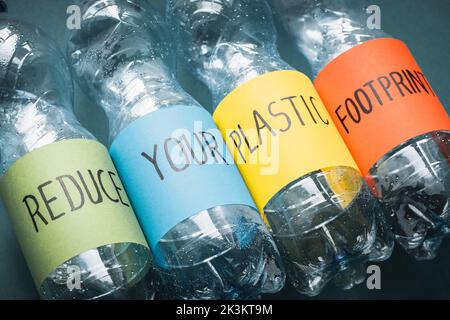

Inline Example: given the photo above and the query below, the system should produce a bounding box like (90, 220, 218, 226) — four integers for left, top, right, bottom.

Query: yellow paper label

(213, 70, 359, 213)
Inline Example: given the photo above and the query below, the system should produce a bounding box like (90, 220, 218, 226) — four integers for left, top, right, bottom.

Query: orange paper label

(314, 38, 450, 175)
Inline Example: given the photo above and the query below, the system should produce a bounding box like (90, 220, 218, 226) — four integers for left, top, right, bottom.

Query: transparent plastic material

(67, 0, 284, 299)
(157, 205, 284, 299)
(369, 132, 449, 260)
(265, 167, 392, 295)
(0, 20, 153, 300)
(271, 0, 449, 260)
(168, 0, 393, 296)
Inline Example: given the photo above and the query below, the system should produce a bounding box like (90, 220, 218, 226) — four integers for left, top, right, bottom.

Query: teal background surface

(0, 0, 449, 299)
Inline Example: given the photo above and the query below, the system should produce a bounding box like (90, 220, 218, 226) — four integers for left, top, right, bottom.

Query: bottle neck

(202, 50, 292, 108)
(94, 59, 199, 142)
(273, 0, 387, 76)
(169, 0, 293, 109)
(0, 90, 93, 175)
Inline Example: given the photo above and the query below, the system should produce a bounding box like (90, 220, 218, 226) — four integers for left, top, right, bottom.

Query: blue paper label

(110, 105, 256, 254)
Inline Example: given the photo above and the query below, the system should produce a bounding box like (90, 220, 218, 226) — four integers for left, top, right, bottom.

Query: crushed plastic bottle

(0, 19, 154, 299)
(66, 0, 285, 300)
(167, 0, 394, 296)
(271, 0, 450, 260)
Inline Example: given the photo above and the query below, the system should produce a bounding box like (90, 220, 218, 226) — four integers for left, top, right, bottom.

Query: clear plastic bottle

(0, 20, 154, 299)
(167, 0, 394, 296)
(66, 0, 285, 300)
(271, 0, 450, 260)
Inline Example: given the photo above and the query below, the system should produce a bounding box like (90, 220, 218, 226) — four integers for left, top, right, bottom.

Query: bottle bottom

(154, 205, 285, 300)
(264, 166, 393, 296)
(40, 243, 153, 300)
(368, 131, 450, 261)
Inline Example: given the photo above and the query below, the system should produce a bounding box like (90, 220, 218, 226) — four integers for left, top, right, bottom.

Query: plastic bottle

(167, 0, 394, 296)
(0, 19, 154, 299)
(271, 0, 450, 260)
(66, 0, 285, 299)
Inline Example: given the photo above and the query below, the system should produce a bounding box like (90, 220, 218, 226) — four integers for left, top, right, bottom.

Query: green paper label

(0, 139, 149, 289)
